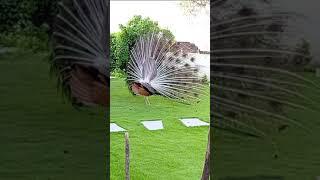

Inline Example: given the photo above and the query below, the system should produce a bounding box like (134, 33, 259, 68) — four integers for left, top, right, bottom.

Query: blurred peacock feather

(50, 0, 109, 107)
(211, 0, 320, 144)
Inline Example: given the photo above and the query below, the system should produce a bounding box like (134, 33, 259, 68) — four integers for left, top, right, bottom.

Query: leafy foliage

(110, 15, 175, 71)
(0, 25, 49, 51)
(111, 68, 127, 79)
(0, 0, 58, 51)
(0, 0, 58, 32)
(294, 39, 312, 67)
(179, 0, 209, 15)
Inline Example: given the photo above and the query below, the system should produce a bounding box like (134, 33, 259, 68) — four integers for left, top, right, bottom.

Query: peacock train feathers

(126, 32, 207, 105)
(50, 0, 109, 107)
(211, 0, 320, 142)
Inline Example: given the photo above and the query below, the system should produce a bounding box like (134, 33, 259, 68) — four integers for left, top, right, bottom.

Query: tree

(0, 0, 58, 32)
(179, 0, 209, 16)
(110, 15, 175, 71)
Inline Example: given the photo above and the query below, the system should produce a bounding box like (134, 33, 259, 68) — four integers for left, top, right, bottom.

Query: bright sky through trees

(110, 1, 210, 51)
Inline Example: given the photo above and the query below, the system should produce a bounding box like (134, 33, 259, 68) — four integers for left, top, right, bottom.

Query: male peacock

(50, 0, 109, 107)
(212, 0, 320, 141)
(210, 0, 320, 178)
(127, 32, 206, 105)
(200, 1, 320, 179)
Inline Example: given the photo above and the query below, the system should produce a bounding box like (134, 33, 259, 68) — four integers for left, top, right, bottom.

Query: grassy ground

(110, 79, 210, 179)
(0, 51, 106, 179)
(2, 50, 320, 180)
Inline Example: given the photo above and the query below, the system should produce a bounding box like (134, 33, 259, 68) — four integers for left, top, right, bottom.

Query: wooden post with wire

(125, 132, 130, 180)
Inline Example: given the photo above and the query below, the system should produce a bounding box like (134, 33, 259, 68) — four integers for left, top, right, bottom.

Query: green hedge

(0, 0, 58, 32)
(0, 0, 58, 51)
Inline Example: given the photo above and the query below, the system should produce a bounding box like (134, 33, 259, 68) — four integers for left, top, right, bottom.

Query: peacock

(205, 1, 320, 179)
(210, 0, 320, 177)
(50, 0, 109, 107)
(126, 32, 207, 105)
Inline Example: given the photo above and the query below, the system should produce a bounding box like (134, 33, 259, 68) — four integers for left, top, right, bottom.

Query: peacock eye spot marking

(176, 59, 181, 63)
(190, 57, 195, 62)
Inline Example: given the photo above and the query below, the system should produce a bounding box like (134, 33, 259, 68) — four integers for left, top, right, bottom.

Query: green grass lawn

(110, 78, 210, 179)
(0, 51, 106, 179)
(2, 50, 320, 180)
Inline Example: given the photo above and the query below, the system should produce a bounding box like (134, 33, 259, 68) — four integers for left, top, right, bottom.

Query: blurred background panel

(0, 0, 108, 179)
(211, 0, 320, 179)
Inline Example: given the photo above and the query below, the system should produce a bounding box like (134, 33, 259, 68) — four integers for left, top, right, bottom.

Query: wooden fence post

(201, 130, 210, 180)
(125, 132, 130, 180)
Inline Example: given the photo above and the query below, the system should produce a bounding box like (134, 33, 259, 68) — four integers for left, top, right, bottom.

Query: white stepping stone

(141, 120, 163, 131)
(180, 118, 209, 127)
(110, 123, 126, 132)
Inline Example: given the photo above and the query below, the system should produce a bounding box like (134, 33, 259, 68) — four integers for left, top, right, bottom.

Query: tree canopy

(110, 15, 175, 71)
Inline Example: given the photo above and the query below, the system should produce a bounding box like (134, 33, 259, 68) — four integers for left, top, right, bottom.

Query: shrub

(111, 68, 127, 79)
(0, 24, 49, 51)
(0, 0, 58, 51)
(201, 74, 210, 84)
(0, 0, 58, 32)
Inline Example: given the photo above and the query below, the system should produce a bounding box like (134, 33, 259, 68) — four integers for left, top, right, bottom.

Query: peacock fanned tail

(50, 0, 109, 107)
(127, 32, 208, 104)
(211, 0, 320, 141)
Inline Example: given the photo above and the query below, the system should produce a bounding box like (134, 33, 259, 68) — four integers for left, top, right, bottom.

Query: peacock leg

(146, 97, 151, 105)
(144, 97, 151, 105)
